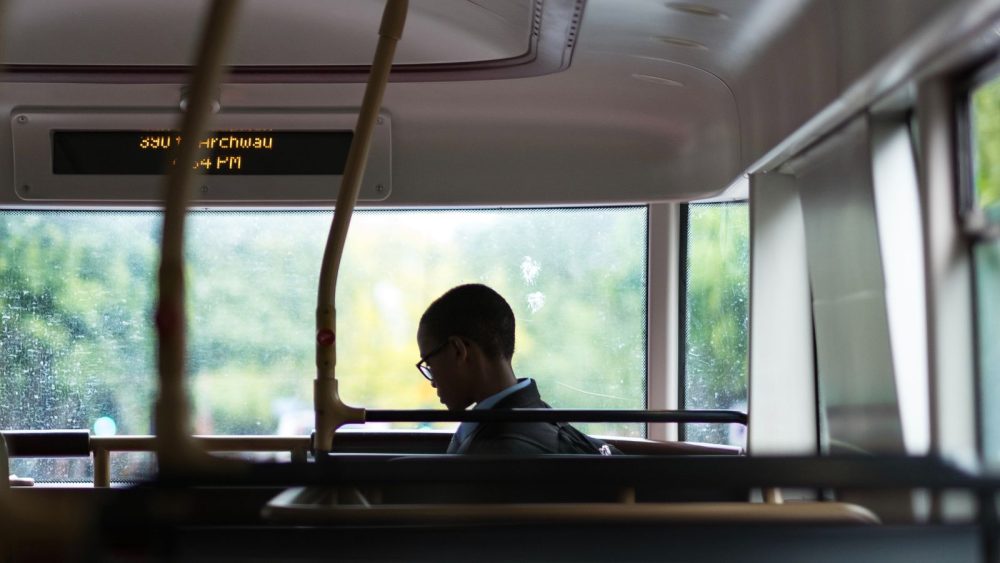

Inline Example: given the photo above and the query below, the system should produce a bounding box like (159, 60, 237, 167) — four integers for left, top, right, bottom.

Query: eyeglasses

(415, 340, 449, 381)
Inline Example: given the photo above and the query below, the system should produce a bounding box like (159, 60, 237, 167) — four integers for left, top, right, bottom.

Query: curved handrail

(154, 0, 243, 472)
(314, 0, 408, 454)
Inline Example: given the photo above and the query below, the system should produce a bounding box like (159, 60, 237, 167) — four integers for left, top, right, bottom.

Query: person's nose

(430, 379, 437, 389)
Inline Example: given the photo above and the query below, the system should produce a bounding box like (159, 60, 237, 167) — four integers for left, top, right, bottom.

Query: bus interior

(2, 0, 1000, 561)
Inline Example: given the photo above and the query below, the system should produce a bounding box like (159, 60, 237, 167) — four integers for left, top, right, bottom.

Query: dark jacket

(446, 380, 619, 455)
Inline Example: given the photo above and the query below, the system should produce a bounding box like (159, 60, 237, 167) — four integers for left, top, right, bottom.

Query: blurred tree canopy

(0, 208, 648, 462)
(0, 212, 157, 435)
(683, 203, 749, 445)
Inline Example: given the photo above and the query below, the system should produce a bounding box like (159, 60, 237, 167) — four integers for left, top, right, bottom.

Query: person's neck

(474, 361, 519, 403)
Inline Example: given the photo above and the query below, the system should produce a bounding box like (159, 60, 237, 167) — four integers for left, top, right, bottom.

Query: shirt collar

(474, 378, 532, 410)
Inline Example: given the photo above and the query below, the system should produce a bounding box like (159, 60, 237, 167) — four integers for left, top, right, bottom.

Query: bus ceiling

(0, 0, 998, 207)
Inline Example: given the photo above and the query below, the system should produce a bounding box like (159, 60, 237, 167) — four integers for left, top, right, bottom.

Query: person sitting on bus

(416, 283, 618, 455)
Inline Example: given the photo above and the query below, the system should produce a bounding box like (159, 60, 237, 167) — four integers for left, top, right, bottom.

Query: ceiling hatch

(2, 0, 585, 82)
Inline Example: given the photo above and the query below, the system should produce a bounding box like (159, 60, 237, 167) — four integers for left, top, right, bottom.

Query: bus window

(969, 73, 1000, 467)
(0, 206, 646, 481)
(973, 242, 1000, 466)
(681, 201, 749, 446)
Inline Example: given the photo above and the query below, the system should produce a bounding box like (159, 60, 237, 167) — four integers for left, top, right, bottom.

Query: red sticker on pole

(316, 329, 336, 346)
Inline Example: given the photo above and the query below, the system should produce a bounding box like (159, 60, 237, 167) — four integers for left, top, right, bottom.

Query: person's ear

(450, 336, 469, 362)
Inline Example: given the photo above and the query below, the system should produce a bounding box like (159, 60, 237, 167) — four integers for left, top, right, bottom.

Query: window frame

(677, 199, 750, 445)
(677, 203, 690, 442)
(958, 61, 1000, 464)
(957, 58, 1000, 240)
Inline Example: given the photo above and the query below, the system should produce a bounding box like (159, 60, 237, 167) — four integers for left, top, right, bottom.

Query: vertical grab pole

(154, 0, 242, 472)
(314, 0, 408, 454)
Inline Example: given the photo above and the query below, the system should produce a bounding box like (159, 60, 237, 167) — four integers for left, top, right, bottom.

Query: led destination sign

(52, 130, 354, 175)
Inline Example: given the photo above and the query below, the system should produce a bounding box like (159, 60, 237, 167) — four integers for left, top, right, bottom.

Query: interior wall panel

(916, 80, 978, 475)
(834, 0, 954, 90)
(733, 0, 998, 183)
(788, 116, 905, 455)
(747, 172, 816, 455)
(870, 119, 930, 456)
(732, 0, 838, 170)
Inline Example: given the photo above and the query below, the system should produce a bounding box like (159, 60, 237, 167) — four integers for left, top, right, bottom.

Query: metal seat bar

(365, 409, 747, 425)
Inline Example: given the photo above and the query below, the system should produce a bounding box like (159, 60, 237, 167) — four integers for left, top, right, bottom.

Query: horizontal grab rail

(2, 433, 312, 487)
(2, 409, 744, 460)
(88, 436, 312, 487)
(0, 433, 312, 457)
(90, 435, 311, 453)
(365, 409, 748, 425)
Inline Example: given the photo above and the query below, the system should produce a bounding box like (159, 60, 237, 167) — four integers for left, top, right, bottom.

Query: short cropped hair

(420, 284, 515, 361)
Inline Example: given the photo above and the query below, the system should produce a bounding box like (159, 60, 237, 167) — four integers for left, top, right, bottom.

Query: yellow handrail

(314, 0, 408, 454)
(264, 488, 882, 525)
(154, 0, 243, 473)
